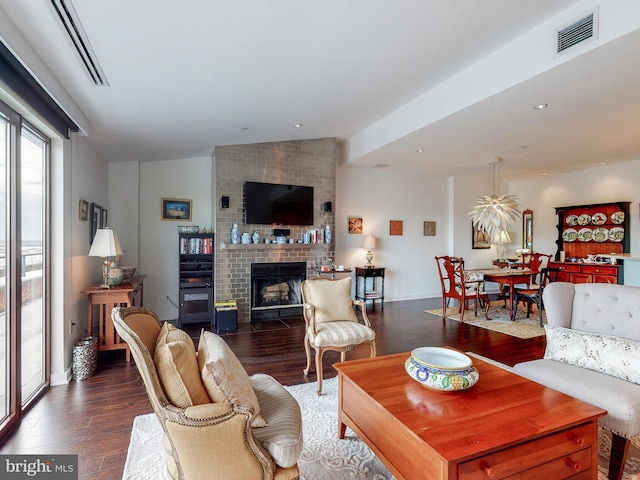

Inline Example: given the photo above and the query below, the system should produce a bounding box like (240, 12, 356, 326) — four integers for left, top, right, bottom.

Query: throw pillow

(544, 325, 640, 385)
(154, 322, 210, 408)
(197, 329, 267, 427)
(301, 277, 358, 324)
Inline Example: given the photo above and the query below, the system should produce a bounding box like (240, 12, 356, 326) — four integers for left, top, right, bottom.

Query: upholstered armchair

(112, 306, 301, 480)
(301, 277, 376, 395)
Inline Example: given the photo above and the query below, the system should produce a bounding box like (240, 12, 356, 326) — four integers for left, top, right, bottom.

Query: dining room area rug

(425, 305, 546, 339)
(123, 376, 640, 479)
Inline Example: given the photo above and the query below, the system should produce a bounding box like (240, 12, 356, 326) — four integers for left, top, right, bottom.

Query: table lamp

(361, 234, 376, 268)
(89, 228, 123, 288)
(493, 230, 511, 262)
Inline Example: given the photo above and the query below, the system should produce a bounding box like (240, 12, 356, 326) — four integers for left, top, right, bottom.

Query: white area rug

(124, 377, 640, 479)
(123, 377, 392, 479)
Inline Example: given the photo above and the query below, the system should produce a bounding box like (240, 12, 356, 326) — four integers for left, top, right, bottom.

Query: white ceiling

(1, 1, 640, 181)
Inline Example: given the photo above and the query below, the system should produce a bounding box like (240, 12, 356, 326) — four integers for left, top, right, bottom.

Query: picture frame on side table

(472, 223, 491, 249)
(162, 198, 192, 221)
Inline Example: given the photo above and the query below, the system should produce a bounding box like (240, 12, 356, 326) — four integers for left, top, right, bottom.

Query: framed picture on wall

(348, 216, 363, 234)
(79, 199, 89, 221)
(90, 203, 102, 245)
(472, 223, 491, 249)
(162, 198, 192, 221)
(101, 208, 108, 228)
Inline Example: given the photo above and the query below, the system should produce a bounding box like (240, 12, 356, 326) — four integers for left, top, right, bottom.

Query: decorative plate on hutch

(562, 228, 578, 242)
(592, 228, 608, 242)
(577, 214, 592, 225)
(609, 227, 624, 242)
(591, 213, 607, 225)
(578, 228, 593, 242)
(566, 215, 579, 226)
(611, 211, 625, 224)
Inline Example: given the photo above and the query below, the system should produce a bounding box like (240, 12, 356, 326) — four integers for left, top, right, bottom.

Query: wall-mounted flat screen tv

(244, 181, 314, 225)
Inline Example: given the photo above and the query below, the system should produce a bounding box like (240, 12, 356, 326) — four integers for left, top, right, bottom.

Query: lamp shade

(361, 235, 376, 250)
(493, 231, 511, 244)
(89, 228, 123, 257)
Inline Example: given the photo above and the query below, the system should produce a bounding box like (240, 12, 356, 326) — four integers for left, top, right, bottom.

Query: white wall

(137, 157, 213, 320)
(336, 166, 450, 300)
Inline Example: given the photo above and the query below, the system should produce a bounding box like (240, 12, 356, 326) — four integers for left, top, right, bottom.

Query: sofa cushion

(197, 330, 267, 428)
(301, 277, 358, 324)
(250, 373, 303, 468)
(545, 325, 640, 385)
(154, 322, 210, 408)
(514, 358, 640, 438)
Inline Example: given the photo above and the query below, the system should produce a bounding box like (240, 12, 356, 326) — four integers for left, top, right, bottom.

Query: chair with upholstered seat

(301, 277, 376, 395)
(112, 306, 301, 480)
(435, 256, 491, 323)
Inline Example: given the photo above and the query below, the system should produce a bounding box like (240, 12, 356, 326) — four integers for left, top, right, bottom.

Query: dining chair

(510, 267, 561, 325)
(435, 256, 491, 323)
(498, 252, 552, 307)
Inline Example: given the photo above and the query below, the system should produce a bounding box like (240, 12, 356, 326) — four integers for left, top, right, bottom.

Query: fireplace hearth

(251, 262, 306, 321)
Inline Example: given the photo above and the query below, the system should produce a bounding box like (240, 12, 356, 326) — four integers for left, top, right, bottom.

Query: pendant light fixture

(469, 159, 521, 239)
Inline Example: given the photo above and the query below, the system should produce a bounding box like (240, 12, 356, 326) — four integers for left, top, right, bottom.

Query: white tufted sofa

(514, 282, 640, 480)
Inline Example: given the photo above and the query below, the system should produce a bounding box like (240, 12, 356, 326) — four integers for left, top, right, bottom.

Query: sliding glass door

(0, 100, 50, 439)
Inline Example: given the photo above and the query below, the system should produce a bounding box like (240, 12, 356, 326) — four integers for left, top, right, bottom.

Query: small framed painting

(424, 221, 436, 236)
(79, 199, 89, 221)
(162, 198, 192, 221)
(472, 223, 491, 249)
(390, 220, 403, 236)
(348, 216, 363, 234)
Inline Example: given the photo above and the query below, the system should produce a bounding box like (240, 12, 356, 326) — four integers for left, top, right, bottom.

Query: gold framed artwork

(390, 220, 403, 236)
(348, 216, 363, 234)
(162, 198, 192, 221)
(424, 221, 436, 236)
(79, 199, 89, 221)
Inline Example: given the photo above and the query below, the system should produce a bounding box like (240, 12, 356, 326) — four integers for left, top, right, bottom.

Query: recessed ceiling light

(597, 161, 608, 165)
(416, 149, 424, 153)
(292, 123, 303, 128)
(372, 164, 390, 168)
(540, 172, 549, 176)
(533, 103, 549, 109)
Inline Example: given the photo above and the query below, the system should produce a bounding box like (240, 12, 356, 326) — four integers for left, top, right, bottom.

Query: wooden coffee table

(335, 350, 606, 480)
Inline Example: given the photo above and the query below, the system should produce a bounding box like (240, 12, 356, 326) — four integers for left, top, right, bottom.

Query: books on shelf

(364, 291, 380, 298)
(180, 236, 213, 255)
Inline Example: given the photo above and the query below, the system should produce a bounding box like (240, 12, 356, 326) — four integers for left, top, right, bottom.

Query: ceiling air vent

(49, 0, 109, 86)
(555, 8, 599, 55)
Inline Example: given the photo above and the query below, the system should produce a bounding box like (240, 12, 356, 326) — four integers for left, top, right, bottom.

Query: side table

(81, 275, 146, 362)
(355, 267, 385, 308)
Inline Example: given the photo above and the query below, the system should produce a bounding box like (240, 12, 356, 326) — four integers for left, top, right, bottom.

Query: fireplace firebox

(251, 262, 306, 321)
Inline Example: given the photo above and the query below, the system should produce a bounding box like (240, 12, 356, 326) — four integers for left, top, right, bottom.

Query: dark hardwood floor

(0, 298, 546, 479)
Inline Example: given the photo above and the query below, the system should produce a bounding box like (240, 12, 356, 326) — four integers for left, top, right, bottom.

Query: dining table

(464, 267, 534, 319)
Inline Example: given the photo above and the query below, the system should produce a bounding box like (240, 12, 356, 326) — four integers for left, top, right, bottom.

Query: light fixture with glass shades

(361, 235, 376, 268)
(492, 230, 511, 262)
(88, 228, 123, 288)
(469, 159, 521, 239)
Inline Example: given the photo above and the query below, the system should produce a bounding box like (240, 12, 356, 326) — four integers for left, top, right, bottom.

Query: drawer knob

(566, 458, 581, 472)
(574, 436, 584, 446)
(484, 466, 496, 477)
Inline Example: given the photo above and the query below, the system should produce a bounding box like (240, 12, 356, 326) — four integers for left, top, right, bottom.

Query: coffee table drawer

(458, 423, 594, 479)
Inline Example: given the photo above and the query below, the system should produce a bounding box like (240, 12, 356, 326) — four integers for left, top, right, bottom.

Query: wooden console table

(81, 275, 146, 362)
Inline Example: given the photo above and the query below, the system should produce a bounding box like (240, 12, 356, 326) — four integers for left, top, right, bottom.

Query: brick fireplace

(214, 138, 337, 323)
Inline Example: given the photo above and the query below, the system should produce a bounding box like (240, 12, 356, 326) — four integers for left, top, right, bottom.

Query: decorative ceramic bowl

(405, 347, 479, 391)
(120, 266, 137, 280)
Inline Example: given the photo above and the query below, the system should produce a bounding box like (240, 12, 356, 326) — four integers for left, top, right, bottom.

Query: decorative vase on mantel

(231, 223, 240, 244)
(325, 225, 331, 244)
(252, 229, 261, 244)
